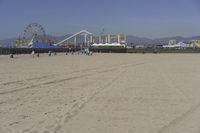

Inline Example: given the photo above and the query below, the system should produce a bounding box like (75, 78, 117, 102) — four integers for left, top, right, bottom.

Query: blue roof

(18, 46, 29, 48)
(32, 42, 57, 48)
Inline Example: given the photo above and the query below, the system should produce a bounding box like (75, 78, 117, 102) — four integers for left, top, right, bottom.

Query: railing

(0, 47, 200, 55)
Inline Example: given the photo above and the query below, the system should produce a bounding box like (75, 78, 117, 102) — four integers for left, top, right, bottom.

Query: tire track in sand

(158, 102, 200, 133)
(51, 62, 145, 133)
(0, 62, 127, 87)
(0, 62, 144, 96)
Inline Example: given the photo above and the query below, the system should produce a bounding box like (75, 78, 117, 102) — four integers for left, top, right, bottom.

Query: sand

(0, 53, 200, 133)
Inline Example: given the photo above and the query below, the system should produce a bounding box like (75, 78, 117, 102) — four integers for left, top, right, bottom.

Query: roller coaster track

(55, 30, 92, 46)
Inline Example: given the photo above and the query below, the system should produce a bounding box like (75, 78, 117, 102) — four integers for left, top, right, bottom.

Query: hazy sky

(0, 0, 200, 39)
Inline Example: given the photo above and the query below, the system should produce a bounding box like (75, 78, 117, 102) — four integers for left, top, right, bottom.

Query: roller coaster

(55, 30, 93, 47)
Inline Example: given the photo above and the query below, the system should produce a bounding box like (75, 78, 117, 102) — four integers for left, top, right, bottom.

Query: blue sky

(0, 0, 200, 39)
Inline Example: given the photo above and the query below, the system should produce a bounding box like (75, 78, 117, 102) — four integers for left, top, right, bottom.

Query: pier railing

(0, 47, 200, 55)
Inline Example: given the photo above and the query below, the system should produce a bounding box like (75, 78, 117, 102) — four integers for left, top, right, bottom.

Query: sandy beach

(0, 53, 200, 133)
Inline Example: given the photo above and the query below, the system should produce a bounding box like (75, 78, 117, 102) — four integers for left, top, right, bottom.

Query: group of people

(10, 48, 93, 59)
(66, 48, 93, 56)
(31, 50, 57, 58)
(9, 51, 56, 59)
(31, 50, 40, 58)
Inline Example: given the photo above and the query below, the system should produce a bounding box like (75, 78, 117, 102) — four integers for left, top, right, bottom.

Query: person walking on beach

(37, 53, 40, 58)
(10, 53, 14, 58)
(31, 50, 35, 58)
(48, 51, 52, 56)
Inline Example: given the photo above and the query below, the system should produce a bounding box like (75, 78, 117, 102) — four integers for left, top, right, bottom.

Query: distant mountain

(126, 35, 154, 45)
(1, 35, 200, 47)
(154, 36, 200, 44)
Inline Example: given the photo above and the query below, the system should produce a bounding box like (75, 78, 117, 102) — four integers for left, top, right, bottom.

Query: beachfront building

(91, 34, 127, 48)
(135, 44, 145, 49)
(163, 40, 190, 48)
(168, 40, 177, 45)
(191, 40, 200, 48)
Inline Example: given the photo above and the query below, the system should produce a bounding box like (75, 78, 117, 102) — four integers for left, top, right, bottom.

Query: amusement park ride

(14, 23, 127, 48)
(11, 22, 200, 49)
(15, 23, 48, 48)
(91, 34, 127, 48)
(55, 30, 93, 48)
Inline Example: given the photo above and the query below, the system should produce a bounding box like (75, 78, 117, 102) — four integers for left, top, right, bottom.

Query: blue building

(32, 42, 57, 48)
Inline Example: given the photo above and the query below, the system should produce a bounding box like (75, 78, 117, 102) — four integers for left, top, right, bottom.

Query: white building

(163, 40, 190, 48)
(91, 34, 127, 48)
(168, 40, 177, 45)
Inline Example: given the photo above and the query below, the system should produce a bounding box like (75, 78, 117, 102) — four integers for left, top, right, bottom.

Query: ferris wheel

(23, 23, 46, 40)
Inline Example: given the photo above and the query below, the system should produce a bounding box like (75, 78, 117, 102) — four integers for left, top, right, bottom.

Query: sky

(0, 0, 200, 39)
